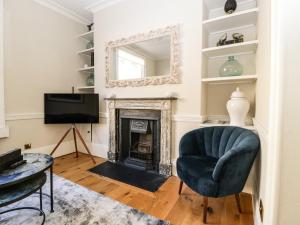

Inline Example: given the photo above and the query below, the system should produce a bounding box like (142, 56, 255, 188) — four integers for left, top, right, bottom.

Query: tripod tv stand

(50, 124, 96, 164)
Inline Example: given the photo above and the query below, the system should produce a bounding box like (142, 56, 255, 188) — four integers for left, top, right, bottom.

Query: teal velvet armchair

(176, 126, 260, 223)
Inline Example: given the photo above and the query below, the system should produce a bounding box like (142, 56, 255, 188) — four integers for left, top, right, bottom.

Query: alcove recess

(201, 0, 258, 128)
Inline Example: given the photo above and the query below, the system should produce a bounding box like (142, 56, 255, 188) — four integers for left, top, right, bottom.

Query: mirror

(112, 36, 171, 80)
(105, 25, 181, 87)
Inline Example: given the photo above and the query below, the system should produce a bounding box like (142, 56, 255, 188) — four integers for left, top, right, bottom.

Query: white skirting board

(24, 141, 76, 158)
(88, 143, 109, 159)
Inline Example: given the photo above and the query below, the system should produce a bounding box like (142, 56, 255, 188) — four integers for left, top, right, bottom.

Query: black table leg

(39, 188, 43, 216)
(50, 166, 54, 213)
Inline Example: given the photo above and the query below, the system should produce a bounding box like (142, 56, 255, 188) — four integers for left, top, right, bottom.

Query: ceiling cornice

(86, 0, 128, 13)
(33, 0, 91, 25)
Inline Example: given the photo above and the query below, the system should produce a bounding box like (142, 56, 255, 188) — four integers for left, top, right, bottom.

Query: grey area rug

(0, 173, 169, 225)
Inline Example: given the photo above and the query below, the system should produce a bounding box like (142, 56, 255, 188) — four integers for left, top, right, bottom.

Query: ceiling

(49, 0, 101, 21)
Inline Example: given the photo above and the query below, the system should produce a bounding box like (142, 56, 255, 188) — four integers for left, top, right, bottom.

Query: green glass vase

(86, 73, 94, 86)
(219, 56, 243, 77)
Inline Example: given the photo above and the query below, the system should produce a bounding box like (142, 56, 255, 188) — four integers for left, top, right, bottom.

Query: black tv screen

(44, 94, 99, 124)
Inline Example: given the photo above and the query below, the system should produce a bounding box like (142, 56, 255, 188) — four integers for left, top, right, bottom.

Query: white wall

(92, 0, 203, 166)
(273, 0, 300, 224)
(0, 0, 87, 154)
(252, 0, 272, 224)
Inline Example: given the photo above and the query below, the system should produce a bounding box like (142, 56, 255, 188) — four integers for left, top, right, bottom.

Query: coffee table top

(0, 153, 53, 189)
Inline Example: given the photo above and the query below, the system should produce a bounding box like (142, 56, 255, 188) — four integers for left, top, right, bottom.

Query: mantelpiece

(106, 97, 177, 176)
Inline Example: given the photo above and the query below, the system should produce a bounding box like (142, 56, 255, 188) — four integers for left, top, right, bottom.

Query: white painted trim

(33, 0, 91, 25)
(86, 0, 128, 13)
(0, 127, 9, 138)
(262, 0, 283, 224)
(5, 112, 108, 121)
(252, 118, 269, 141)
(172, 115, 204, 123)
(5, 112, 206, 123)
(0, 0, 8, 139)
(6, 113, 44, 121)
(24, 141, 76, 158)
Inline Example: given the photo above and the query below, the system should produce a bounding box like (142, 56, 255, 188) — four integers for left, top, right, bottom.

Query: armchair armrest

(212, 147, 256, 182)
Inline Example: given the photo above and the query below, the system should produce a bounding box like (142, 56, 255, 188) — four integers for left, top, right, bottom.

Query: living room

(0, 0, 299, 225)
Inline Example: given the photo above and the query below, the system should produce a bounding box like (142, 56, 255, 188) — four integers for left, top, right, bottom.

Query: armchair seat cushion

(177, 156, 219, 197)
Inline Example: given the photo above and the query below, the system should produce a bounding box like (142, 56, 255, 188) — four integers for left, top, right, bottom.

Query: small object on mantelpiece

(224, 0, 237, 14)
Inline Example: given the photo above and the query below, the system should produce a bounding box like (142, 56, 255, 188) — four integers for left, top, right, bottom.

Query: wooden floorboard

(53, 153, 254, 225)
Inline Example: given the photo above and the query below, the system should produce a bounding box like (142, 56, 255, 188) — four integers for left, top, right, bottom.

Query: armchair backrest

(180, 126, 260, 159)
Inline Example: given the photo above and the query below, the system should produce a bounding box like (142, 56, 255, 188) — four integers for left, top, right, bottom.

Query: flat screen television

(44, 93, 99, 124)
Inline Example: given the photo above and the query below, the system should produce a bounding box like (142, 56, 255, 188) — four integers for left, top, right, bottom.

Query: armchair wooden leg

(235, 193, 242, 213)
(203, 197, 208, 224)
(178, 180, 183, 195)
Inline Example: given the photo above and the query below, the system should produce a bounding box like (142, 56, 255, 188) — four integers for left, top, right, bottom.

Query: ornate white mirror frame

(105, 25, 181, 88)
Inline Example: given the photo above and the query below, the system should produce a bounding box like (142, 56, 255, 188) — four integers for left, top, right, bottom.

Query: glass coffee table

(0, 153, 54, 224)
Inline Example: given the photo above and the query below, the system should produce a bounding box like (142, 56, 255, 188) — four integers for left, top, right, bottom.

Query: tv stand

(50, 124, 96, 164)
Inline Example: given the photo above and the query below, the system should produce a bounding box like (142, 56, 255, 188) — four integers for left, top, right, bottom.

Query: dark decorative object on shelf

(224, 0, 237, 14)
(87, 23, 94, 31)
(91, 52, 94, 66)
(217, 33, 227, 46)
(233, 33, 244, 42)
(0, 149, 24, 171)
(217, 33, 244, 46)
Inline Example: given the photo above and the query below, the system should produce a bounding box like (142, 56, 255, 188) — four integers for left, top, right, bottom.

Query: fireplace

(106, 97, 176, 177)
(118, 109, 160, 173)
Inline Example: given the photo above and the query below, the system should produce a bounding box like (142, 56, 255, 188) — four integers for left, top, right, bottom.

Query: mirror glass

(110, 35, 171, 80)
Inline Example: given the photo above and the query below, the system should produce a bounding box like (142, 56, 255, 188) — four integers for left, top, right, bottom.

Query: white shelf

(202, 40, 258, 58)
(77, 48, 94, 56)
(202, 74, 258, 84)
(78, 31, 94, 41)
(78, 66, 94, 73)
(203, 8, 258, 33)
(77, 86, 95, 91)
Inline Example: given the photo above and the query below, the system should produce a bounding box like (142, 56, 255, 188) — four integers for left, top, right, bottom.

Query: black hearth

(117, 109, 161, 173)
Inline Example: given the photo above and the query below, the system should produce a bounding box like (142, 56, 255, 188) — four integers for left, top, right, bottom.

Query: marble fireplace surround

(105, 97, 177, 177)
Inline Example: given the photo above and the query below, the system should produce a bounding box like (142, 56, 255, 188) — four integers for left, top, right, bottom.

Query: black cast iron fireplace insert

(117, 109, 161, 173)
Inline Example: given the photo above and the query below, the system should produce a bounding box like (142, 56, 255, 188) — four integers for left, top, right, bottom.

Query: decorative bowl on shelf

(219, 56, 243, 77)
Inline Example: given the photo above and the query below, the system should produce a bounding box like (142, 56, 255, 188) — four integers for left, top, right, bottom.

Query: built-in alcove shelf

(202, 40, 258, 57)
(77, 48, 94, 56)
(78, 31, 94, 41)
(77, 29, 95, 93)
(203, 8, 258, 33)
(202, 74, 257, 84)
(201, 0, 258, 123)
(78, 66, 94, 73)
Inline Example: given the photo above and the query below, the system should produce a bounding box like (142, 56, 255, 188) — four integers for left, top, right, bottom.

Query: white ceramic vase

(227, 87, 250, 126)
